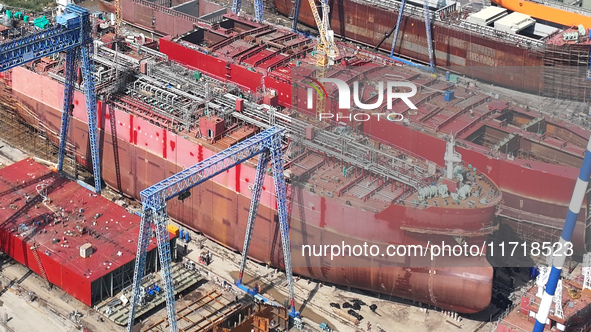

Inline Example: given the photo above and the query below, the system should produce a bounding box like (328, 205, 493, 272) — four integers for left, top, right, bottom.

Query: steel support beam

(238, 152, 270, 284)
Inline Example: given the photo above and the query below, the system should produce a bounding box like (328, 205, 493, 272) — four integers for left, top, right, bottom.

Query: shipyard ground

(146, 230, 512, 332)
(0, 229, 516, 332)
(0, 257, 122, 332)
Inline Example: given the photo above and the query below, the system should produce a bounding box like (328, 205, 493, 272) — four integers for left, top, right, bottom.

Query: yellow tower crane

(307, 0, 338, 116)
(115, 0, 122, 35)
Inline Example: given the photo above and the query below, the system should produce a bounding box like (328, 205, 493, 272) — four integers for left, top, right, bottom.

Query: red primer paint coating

(0, 159, 170, 306)
(319, 197, 326, 228)
(159, 38, 228, 80)
(97, 100, 102, 130)
(163, 130, 167, 159)
(129, 114, 133, 143)
(264, 75, 292, 107)
(235, 164, 241, 193)
(229, 64, 263, 91)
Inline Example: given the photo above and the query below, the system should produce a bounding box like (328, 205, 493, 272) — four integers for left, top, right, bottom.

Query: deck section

(97, 263, 203, 325)
(0, 159, 171, 306)
(145, 289, 244, 331)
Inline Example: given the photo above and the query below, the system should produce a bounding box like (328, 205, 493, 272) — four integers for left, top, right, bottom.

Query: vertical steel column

(423, 0, 435, 71)
(291, 0, 302, 31)
(57, 48, 78, 173)
(153, 206, 178, 332)
(232, 0, 242, 14)
(79, 40, 102, 193)
(126, 208, 154, 332)
(238, 152, 270, 284)
(268, 134, 296, 315)
(390, 0, 406, 57)
(254, 0, 264, 21)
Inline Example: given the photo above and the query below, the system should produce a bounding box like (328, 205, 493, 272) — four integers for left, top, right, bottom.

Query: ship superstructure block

(0, 159, 170, 306)
(444, 135, 462, 179)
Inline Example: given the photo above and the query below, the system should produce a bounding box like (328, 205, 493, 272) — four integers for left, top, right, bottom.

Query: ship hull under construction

(273, 0, 591, 101)
(97, 0, 591, 101)
(154, 16, 591, 257)
(91, 0, 591, 254)
(7, 65, 496, 314)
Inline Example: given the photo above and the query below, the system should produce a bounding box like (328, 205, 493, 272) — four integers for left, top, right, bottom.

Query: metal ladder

(30, 246, 51, 289)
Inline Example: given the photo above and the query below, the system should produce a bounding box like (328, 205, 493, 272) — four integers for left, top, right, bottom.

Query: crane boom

(307, 0, 338, 65)
(308, 0, 327, 47)
(306, 0, 338, 118)
(116, 0, 122, 35)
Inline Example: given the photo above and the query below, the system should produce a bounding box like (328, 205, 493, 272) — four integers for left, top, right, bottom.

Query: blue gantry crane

(0, 4, 101, 193)
(291, 0, 303, 31)
(390, 0, 435, 72)
(126, 126, 298, 332)
(232, 0, 264, 22)
(587, 30, 591, 81)
(390, 0, 407, 59)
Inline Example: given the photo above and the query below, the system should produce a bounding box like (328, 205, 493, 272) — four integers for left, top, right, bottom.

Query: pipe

(32, 156, 56, 168)
(77, 180, 98, 193)
(389, 55, 434, 73)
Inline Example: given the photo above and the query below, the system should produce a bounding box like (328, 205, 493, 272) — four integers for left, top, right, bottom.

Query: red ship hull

(96, 0, 590, 252)
(273, 0, 591, 101)
(2, 0, 586, 317)
(6, 65, 496, 313)
(99, 0, 591, 102)
(157, 31, 589, 253)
